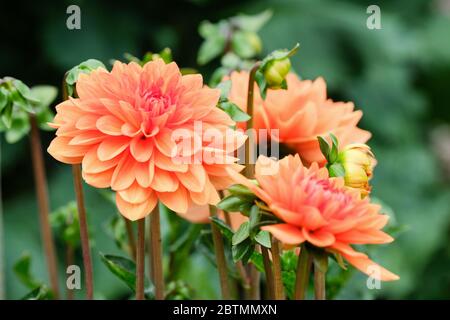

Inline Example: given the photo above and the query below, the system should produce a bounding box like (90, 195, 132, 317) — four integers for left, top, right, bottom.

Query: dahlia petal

(82, 147, 120, 174)
(336, 229, 394, 245)
(82, 167, 114, 188)
(154, 129, 177, 157)
(269, 203, 303, 227)
(329, 242, 368, 258)
(116, 191, 157, 221)
(261, 224, 305, 245)
(130, 136, 153, 162)
(176, 204, 210, 224)
(150, 168, 178, 192)
(69, 131, 106, 146)
(302, 228, 335, 247)
(298, 205, 328, 230)
(96, 115, 124, 136)
(97, 136, 130, 161)
(157, 187, 189, 214)
(135, 161, 154, 188)
(76, 114, 99, 130)
(154, 150, 188, 172)
(342, 253, 399, 281)
(176, 164, 206, 193)
(47, 136, 90, 164)
(111, 153, 136, 191)
(117, 182, 151, 204)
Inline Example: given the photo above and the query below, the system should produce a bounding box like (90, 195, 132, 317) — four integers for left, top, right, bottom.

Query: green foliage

(216, 80, 250, 122)
(100, 253, 154, 299)
(197, 10, 271, 65)
(50, 201, 81, 248)
(13, 253, 42, 290)
(65, 59, 106, 96)
(0, 78, 57, 142)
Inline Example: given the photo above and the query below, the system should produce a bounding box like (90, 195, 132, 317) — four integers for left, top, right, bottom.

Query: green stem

(209, 205, 231, 299)
(294, 244, 312, 300)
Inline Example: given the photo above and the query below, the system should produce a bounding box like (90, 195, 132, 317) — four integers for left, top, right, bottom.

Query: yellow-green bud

(264, 58, 291, 88)
(339, 143, 376, 197)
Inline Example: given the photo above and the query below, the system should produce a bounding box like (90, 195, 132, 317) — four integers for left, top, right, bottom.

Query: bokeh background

(1, 0, 450, 299)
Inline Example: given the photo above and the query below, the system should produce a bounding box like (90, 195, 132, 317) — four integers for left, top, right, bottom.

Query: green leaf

(231, 31, 261, 59)
(317, 136, 330, 161)
(232, 238, 254, 263)
(9, 88, 35, 113)
(232, 10, 273, 32)
(12, 79, 40, 104)
(100, 253, 154, 298)
(5, 117, 30, 143)
(221, 52, 241, 69)
(254, 230, 271, 248)
(13, 253, 42, 289)
(0, 87, 8, 111)
(255, 70, 268, 100)
(30, 85, 58, 108)
(328, 162, 345, 177)
(1, 103, 13, 128)
(228, 184, 254, 197)
(65, 59, 106, 96)
(218, 101, 250, 122)
(232, 221, 250, 245)
(21, 285, 53, 300)
(198, 21, 220, 39)
(197, 36, 226, 65)
(216, 80, 231, 100)
(210, 216, 234, 241)
(248, 205, 260, 231)
(217, 195, 247, 212)
(329, 133, 339, 163)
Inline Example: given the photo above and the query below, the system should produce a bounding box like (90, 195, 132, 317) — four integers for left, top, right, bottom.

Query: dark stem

(271, 238, 285, 300)
(29, 115, 60, 299)
(209, 205, 231, 299)
(294, 244, 312, 300)
(150, 205, 165, 300)
(71, 164, 93, 299)
(124, 217, 136, 260)
(136, 218, 145, 300)
(314, 256, 328, 300)
(65, 244, 75, 300)
(261, 246, 274, 299)
(249, 264, 260, 299)
(244, 62, 261, 179)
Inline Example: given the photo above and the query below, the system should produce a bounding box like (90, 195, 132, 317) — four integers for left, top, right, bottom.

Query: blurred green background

(1, 0, 450, 299)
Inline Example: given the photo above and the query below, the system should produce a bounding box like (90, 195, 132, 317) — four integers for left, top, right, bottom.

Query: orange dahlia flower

(228, 71, 371, 164)
(48, 59, 245, 221)
(227, 154, 399, 281)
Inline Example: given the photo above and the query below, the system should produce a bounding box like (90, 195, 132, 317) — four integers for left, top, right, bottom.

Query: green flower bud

(263, 58, 291, 88)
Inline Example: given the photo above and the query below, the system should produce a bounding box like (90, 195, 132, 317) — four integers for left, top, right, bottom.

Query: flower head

(339, 143, 376, 197)
(228, 72, 371, 164)
(48, 59, 245, 221)
(227, 154, 398, 281)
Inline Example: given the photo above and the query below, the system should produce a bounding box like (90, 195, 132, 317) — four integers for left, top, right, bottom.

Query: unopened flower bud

(264, 58, 291, 88)
(339, 143, 376, 197)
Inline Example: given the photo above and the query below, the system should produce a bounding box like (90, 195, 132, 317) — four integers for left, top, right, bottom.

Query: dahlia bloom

(228, 71, 371, 164)
(227, 154, 399, 281)
(48, 59, 245, 220)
